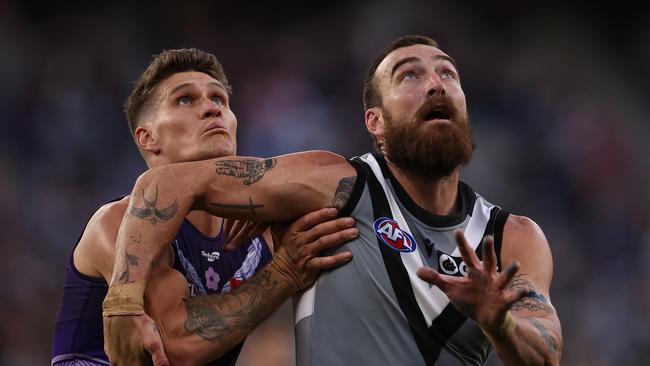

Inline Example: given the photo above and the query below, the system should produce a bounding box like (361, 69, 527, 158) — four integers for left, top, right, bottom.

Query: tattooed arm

(145, 208, 357, 365)
(416, 215, 562, 366)
(104, 151, 357, 364)
(108, 151, 356, 289)
(485, 215, 562, 365)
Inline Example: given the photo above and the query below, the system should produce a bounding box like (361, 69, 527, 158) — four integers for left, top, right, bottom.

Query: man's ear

(365, 107, 386, 142)
(134, 124, 160, 155)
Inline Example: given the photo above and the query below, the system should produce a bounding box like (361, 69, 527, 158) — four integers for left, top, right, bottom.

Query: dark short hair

(124, 48, 232, 135)
(362, 35, 439, 110)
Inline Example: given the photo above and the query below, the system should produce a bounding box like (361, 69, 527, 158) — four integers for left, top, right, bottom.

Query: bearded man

(104, 35, 562, 366)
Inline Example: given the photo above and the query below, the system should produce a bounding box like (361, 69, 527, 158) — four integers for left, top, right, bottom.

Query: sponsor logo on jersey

(201, 250, 220, 262)
(437, 251, 467, 277)
(373, 217, 417, 253)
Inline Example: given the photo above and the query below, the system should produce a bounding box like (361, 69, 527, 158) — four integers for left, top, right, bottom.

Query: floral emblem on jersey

(205, 267, 220, 291)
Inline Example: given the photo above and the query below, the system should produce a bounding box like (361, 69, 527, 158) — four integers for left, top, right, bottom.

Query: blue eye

(440, 70, 456, 80)
(211, 96, 224, 105)
(177, 96, 191, 105)
(402, 71, 418, 80)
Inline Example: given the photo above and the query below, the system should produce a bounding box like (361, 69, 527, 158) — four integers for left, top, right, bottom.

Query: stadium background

(0, 1, 648, 365)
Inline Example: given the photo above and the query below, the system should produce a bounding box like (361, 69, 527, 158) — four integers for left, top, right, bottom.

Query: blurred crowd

(0, 1, 648, 365)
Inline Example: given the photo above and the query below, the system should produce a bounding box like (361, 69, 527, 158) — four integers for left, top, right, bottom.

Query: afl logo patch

(373, 217, 417, 253)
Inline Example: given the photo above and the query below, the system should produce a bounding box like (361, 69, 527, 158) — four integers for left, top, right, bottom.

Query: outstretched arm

(417, 216, 562, 366)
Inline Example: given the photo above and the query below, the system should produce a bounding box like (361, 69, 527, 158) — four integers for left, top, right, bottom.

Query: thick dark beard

(383, 109, 473, 180)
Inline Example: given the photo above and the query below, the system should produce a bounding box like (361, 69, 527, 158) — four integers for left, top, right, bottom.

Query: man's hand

(222, 219, 269, 251)
(103, 314, 170, 366)
(271, 207, 358, 291)
(416, 230, 528, 335)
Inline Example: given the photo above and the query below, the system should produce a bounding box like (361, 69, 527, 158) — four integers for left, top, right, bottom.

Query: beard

(382, 99, 474, 180)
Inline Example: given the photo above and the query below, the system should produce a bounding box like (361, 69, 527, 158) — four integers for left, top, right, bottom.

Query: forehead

(375, 44, 453, 79)
(156, 71, 224, 96)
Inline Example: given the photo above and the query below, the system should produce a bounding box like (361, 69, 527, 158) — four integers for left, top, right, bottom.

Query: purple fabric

(52, 205, 272, 366)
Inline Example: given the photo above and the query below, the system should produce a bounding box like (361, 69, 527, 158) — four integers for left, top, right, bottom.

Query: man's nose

(200, 97, 222, 119)
(426, 73, 446, 97)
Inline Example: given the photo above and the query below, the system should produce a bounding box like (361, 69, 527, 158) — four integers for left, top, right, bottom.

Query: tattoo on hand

(117, 250, 139, 284)
(184, 269, 277, 341)
(215, 158, 276, 185)
(507, 275, 555, 314)
(527, 318, 558, 354)
(130, 186, 179, 225)
(332, 176, 356, 210)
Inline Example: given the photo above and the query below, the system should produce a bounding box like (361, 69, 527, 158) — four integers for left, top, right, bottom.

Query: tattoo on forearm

(208, 197, 264, 216)
(527, 318, 558, 354)
(117, 250, 139, 284)
(215, 158, 276, 185)
(130, 186, 179, 225)
(332, 176, 356, 210)
(507, 275, 555, 314)
(184, 269, 278, 341)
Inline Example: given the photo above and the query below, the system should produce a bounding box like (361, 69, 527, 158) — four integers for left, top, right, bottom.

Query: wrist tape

(102, 283, 146, 317)
(483, 311, 517, 342)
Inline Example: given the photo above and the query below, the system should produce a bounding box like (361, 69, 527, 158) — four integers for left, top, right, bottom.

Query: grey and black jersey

(294, 153, 510, 366)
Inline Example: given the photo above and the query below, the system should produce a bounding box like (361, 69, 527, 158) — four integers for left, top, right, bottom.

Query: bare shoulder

(503, 215, 547, 245)
(73, 196, 130, 280)
(501, 214, 553, 294)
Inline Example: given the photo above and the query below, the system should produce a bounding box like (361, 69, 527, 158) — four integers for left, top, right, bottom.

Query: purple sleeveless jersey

(51, 200, 272, 366)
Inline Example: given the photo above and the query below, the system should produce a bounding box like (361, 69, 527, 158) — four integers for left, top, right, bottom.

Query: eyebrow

(390, 54, 459, 78)
(169, 81, 227, 96)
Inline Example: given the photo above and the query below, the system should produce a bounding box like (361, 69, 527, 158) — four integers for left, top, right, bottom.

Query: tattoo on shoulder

(507, 275, 555, 314)
(130, 186, 179, 225)
(527, 318, 558, 354)
(332, 176, 356, 210)
(215, 158, 276, 185)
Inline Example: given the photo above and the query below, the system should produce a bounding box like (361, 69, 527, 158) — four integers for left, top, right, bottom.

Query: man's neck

(385, 159, 461, 216)
(186, 211, 223, 238)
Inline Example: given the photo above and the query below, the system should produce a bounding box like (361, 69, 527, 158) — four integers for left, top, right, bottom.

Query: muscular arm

(146, 257, 296, 365)
(107, 150, 355, 292)
(484, 216, 563, 365)
(416, 215, 562, 366)
(145, 208, 357, 365)
(103, 151, 357, 364)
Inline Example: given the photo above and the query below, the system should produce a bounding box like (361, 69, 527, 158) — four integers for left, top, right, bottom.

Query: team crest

(373, 217, 417, 253)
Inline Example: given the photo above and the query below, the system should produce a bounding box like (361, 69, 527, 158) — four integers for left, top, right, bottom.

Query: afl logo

(373, 217, 417, 253)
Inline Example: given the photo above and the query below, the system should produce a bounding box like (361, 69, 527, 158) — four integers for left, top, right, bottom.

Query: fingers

(416, 267, 459, 292)
(291, 207, 339, 233)
(302, 217, 356, 244)
(224, 223, 253, 251)
(145, 338, 170, 366)
(481, 235, 497, 273)
(248, 222, 270, 240)
(504, 286, 528, 307)
(454, 230, 481, 269)
(306, 251, 353, 270)
(495, 261, 520, 289)
(224, 221, 269, 251)
(308, 227, 359, 254)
